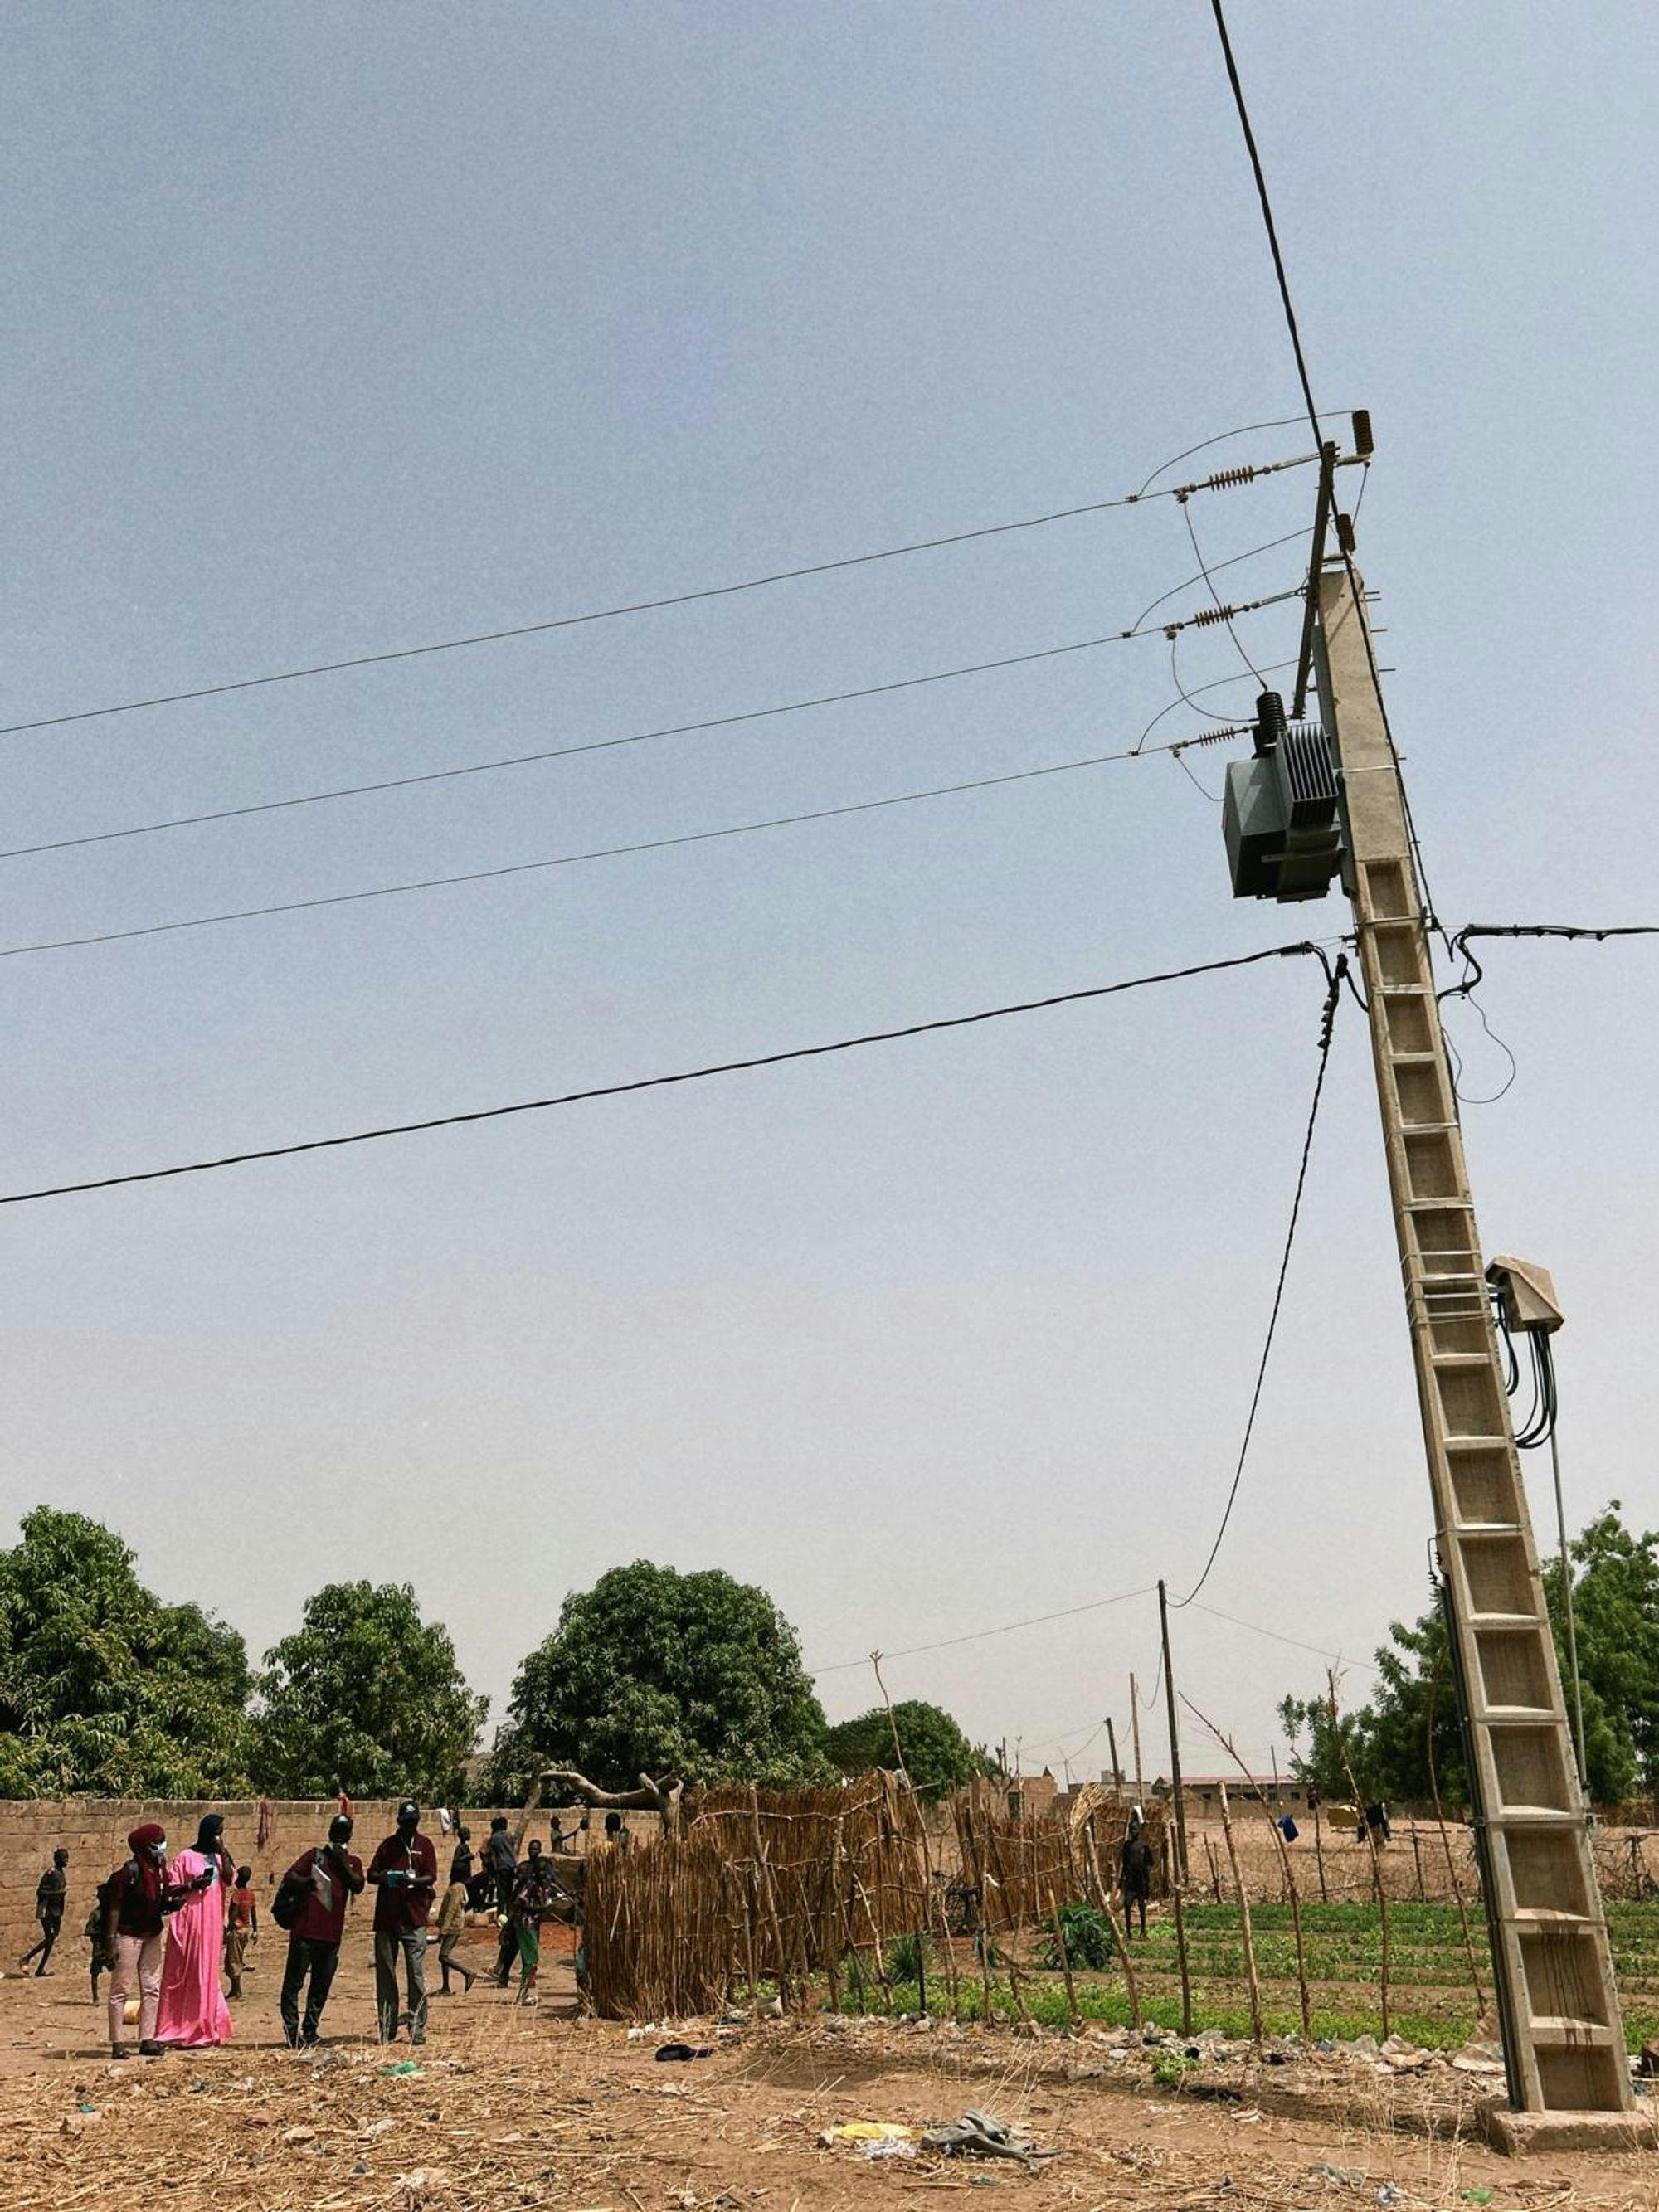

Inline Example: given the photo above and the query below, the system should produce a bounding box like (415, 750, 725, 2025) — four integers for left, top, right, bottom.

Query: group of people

(22, 1800, 576, 2058)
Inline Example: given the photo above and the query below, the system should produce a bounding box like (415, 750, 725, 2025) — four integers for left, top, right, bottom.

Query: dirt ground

(1, 1932, 1656, 2212)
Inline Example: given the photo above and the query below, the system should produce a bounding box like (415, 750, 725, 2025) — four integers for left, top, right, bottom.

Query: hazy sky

(3, 3, 1655, 1781)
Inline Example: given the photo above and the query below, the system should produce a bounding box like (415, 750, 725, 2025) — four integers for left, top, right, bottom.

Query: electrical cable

(1129, 527, 1309, 635)
(1205, 0, 1445, 936)
(1178, 495, 1266, 686)
(0, 590, 1306, 868)
(0, 703, 1300, 967)
(1170, 955, 1347, 1607)
(1173, 749, 1224, 805)
(1134, 655, 1294, 754)
(1433, 923, 1659, 1106)
(810, 1586, 1155, 1676)
(1134, 417, 1351, 499)
(0, 939, 1330, 1208)
(1136, 1654, 1165, 1709)
(1444, 989, 1518, 1106)
(1183, 1599, 1380, 1677)
(0, 457, 1323, 746)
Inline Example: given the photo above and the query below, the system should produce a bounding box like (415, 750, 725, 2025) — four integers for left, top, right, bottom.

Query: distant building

(1152, 1772, 1298, 1808)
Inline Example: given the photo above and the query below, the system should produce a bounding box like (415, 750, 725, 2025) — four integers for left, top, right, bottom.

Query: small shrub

(1038, 1902, 1117, 1972)
(885, 1931, 931, 1984)
(1150, 2048, 1195, 2091)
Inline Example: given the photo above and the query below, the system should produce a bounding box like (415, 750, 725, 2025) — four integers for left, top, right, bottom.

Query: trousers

(373, 1927, 427, 2041)
(22, 1914, 62, 1971)
(109, 1930, 163, 2046)
(279, 1935, 341, 2044)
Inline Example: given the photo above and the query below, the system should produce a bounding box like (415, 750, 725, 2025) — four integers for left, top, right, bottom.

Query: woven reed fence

(582, 1774, 1167, 2019)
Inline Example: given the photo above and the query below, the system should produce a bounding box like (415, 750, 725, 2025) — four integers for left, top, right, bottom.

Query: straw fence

(582, 1774, 1166, 2019)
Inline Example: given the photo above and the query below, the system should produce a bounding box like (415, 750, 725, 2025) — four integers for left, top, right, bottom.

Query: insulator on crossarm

(1201, 464, 1260, 492)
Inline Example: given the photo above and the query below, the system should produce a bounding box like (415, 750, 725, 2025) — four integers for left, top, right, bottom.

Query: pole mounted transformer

(1222, 691, 1345, 904)
(1217, 430, 1637, 2146)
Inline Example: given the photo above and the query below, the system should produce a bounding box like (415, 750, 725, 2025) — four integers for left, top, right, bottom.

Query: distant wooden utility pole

(1156, 1580, 1188, 1881)
(1311, 549, 1631, 2129)
(1128, 1676, 1144, 1801)
(1105, 1716, 1122, 1795)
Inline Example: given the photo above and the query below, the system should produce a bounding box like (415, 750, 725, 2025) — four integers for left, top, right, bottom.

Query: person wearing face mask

(154, 1814, 236, 2048)
(367, 1799, 438, 2044)
(101, 1825, 212, 2059)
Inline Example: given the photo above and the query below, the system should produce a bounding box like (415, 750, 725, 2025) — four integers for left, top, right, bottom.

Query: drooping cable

(0, 940, 1331, 1208)
(1170, 954, 1347, 1607)
(810, 1585, 1153, 1676)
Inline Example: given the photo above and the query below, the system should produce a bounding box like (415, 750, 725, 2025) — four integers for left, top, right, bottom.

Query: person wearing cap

(367, 1799, 438, 2044)
(277, 1813, 365, 2047)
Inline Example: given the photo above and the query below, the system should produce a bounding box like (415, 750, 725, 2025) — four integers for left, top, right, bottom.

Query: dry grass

(2, 2001, 1654, 2212)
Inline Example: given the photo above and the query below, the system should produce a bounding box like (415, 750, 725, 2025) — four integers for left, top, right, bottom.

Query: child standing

(225, 1865, 258, 1999)
(85, 1883, 111, 2005)
(435, 1874, 475, 1995)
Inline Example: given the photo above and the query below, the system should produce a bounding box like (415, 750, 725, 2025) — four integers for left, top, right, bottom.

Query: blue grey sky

(3, 3, 1655, 1775)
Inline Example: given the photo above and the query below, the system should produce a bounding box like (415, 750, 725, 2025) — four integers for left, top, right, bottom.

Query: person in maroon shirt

(101, 1823, 213, 2059)
(367, 1800, 438, 2044)
(276, 1814, 365, 2047)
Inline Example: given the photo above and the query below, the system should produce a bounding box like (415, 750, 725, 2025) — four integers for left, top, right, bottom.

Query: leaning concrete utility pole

(1310, 562, 1632, 2135)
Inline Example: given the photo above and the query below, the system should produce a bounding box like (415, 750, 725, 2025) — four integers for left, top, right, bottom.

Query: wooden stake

(1082, 1822, 1141, 2028)
(1312, 1794, 1328, 1902)
(748, 1784, 792, 2009)
(1426, 1675, 1484, 2014)
(1185, 1694, 1312, 2043)
(1205, 1835, 1224, 1903)
(1047, 1866, 1082, 2029)
(1218, 1782, 1263, 2049)
(1169, 1855, 1193, 2037)
(1329, 1669, 1389, 2039)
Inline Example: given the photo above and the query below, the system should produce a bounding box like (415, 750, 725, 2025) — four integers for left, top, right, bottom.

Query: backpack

(271, 1863, 311, 1932)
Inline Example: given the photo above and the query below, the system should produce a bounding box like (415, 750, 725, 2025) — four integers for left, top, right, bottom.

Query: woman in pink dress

(155, 1814, 235, 2048)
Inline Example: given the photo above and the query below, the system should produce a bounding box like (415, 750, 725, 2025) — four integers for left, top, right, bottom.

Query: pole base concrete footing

(1480, 2098, 1657, 2156)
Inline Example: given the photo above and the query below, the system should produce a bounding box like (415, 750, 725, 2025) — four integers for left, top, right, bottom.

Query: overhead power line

(1170, 955, 1346, 1607)
(0, 453, 1323, 745)
(1206, 0, 1444, 934)
(812, 1584, 1155, 1677)
(0, 940, 1329, 1208)
(0, 743, 1179, 961)
(1185, 1598, 1380, 1677)
(2, 570, 1309, 866)
(0, 596, 1309, 965)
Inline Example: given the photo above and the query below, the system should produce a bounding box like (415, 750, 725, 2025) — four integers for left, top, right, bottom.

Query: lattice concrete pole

(1312, 566, 1632, 2127)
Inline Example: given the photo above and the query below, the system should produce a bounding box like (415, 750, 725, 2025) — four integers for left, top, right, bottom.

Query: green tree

(1545, 1501, 1658, 1801)
(0, 1506, 252, 1796)
(1277, 1684, 1378, 1803)
(487, 1561, 829, 1796)
(1278, 1504, 1655, 1811)
(823, 1699, 981, 1800)
(251, 1581, 486, 1802)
